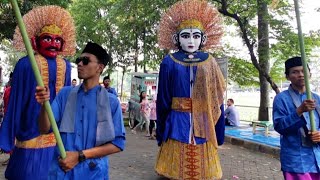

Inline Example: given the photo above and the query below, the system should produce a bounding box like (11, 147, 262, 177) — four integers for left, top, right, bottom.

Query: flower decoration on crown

(13, 5, 76, 56)
(158, 0, 223, 51)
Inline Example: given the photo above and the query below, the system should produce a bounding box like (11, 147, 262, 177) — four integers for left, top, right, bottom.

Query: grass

(227, 91, 273, 122)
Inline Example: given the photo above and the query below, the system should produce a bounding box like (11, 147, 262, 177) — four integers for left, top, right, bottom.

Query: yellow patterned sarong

(155, 139, 222, 180)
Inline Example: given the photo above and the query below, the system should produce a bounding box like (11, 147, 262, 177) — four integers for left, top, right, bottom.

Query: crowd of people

(0, 0, 320, 180)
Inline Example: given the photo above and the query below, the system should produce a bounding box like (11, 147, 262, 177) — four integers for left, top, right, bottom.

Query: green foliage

(1, 0, 320, 91)
(0, 39, 24, 74)
(0, 0, 71, 41)
(228, 57, 260, 87)
(211, 0, 320, 89)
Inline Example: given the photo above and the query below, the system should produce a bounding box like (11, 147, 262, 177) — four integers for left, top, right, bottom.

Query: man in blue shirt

(35, 42, 126, 180)
(273, 56, 320, 179)
(103, 76, 118, 96)
(225, 98, 240, 126)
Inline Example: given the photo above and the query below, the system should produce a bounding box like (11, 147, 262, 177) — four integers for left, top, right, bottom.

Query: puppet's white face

(178, 28, 202, 53)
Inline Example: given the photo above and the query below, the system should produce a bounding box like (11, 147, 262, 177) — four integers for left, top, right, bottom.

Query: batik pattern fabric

(155, 139, 222, 180)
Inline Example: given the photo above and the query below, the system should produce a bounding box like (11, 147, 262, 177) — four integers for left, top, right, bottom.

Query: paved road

(109, 128, 282, 180)
(0, 128, 283, 180)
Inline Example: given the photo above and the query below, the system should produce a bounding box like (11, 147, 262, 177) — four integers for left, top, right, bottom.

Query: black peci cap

(82, 42, 109, 66)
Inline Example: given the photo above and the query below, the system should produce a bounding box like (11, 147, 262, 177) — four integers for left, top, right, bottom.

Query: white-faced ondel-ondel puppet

(155, 0, 226, 179)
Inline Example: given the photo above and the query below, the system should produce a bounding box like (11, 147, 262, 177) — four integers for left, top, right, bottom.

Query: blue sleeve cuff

(111, 136, 126, 151)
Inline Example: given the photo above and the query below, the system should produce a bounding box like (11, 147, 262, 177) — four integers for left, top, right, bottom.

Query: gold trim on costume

(169, 53, 211, 66)
(35, 54, 66, 93)
(171, 97, 192, 112)
(55, 55, 66, 93)
(16, 133, 56, 149)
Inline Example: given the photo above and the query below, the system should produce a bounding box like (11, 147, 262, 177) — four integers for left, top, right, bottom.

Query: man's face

(227, 100, 231, 106)
(72, 80, 77, 86)
(37, 33, 63, 58)
(103, 79, 110, 88)
(286, 66, 309, 88)
(179, 28, 202, 53)
(77, 53, 103, 80)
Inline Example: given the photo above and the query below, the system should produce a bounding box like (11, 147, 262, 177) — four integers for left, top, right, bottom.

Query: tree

(212, 0, 320, 120)
(108, 0, 173, 72)
(0, 39, 24, 75)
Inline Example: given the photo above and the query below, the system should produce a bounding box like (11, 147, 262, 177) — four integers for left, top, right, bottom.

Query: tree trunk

(134, 35, 139, 72)
(120, 66, 126, 100)
(257, 0, 270, 121)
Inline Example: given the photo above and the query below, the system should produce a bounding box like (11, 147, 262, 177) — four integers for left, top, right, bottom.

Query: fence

(236, 105, 273, 123)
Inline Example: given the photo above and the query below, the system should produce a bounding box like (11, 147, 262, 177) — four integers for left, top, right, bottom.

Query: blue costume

(0, 56, 71, 180)
(273, 85, 320, 173)
(48, 85, 125, 179)
(106, 87, 118, 97)
(156, 50, 225, 146)
(155, 50, 226, 179)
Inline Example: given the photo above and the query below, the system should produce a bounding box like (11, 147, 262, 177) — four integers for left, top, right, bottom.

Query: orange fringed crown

(13, 5, 76, 56)
(158, 0, 223, 51)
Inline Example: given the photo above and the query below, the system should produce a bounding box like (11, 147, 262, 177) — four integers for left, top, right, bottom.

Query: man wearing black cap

(35, 42, 126, 179)
(273, 56, 320, 179)
(103, 76, 118, 96)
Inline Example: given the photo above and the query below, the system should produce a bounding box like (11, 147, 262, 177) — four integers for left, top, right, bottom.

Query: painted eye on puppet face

(40, 35, 63, 44)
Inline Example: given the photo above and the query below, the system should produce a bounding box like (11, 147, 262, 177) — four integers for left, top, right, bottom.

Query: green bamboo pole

(10, 0, 66, 158)
(293, 0, 316, 131)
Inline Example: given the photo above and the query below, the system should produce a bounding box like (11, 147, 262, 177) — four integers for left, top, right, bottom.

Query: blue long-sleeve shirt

(273, 88, 320, 173)
(49, 85, 126, 179)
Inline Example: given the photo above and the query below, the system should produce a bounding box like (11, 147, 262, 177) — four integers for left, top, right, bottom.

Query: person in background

(148, 97, 157, 139)
(0, 93, 3, 125)
(0, 6, 75, 179)
(273, 56, 320, 180)
(1, 72, 13, 165)
(155, 0, 226, 179)
(3, 72, 13, 115)
(103, 76, 118, 96)
(35, 41, 125, 179)
(131, 91, 150, 136)
(72, 78, 77, 87)
(225, 98, 240, 126)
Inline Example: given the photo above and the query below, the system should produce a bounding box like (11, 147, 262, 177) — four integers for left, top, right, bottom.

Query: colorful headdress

(158, 0, 223, 50)
(13, 5, 76, 56)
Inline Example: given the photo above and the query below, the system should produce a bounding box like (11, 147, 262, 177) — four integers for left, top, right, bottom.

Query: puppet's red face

(37, 33, 63, 58)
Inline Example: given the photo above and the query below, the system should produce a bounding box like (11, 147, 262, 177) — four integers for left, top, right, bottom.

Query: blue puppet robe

(156, 50, 225, 146)
(48, 85, 126, 180)
(0, 56, 71, 180)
